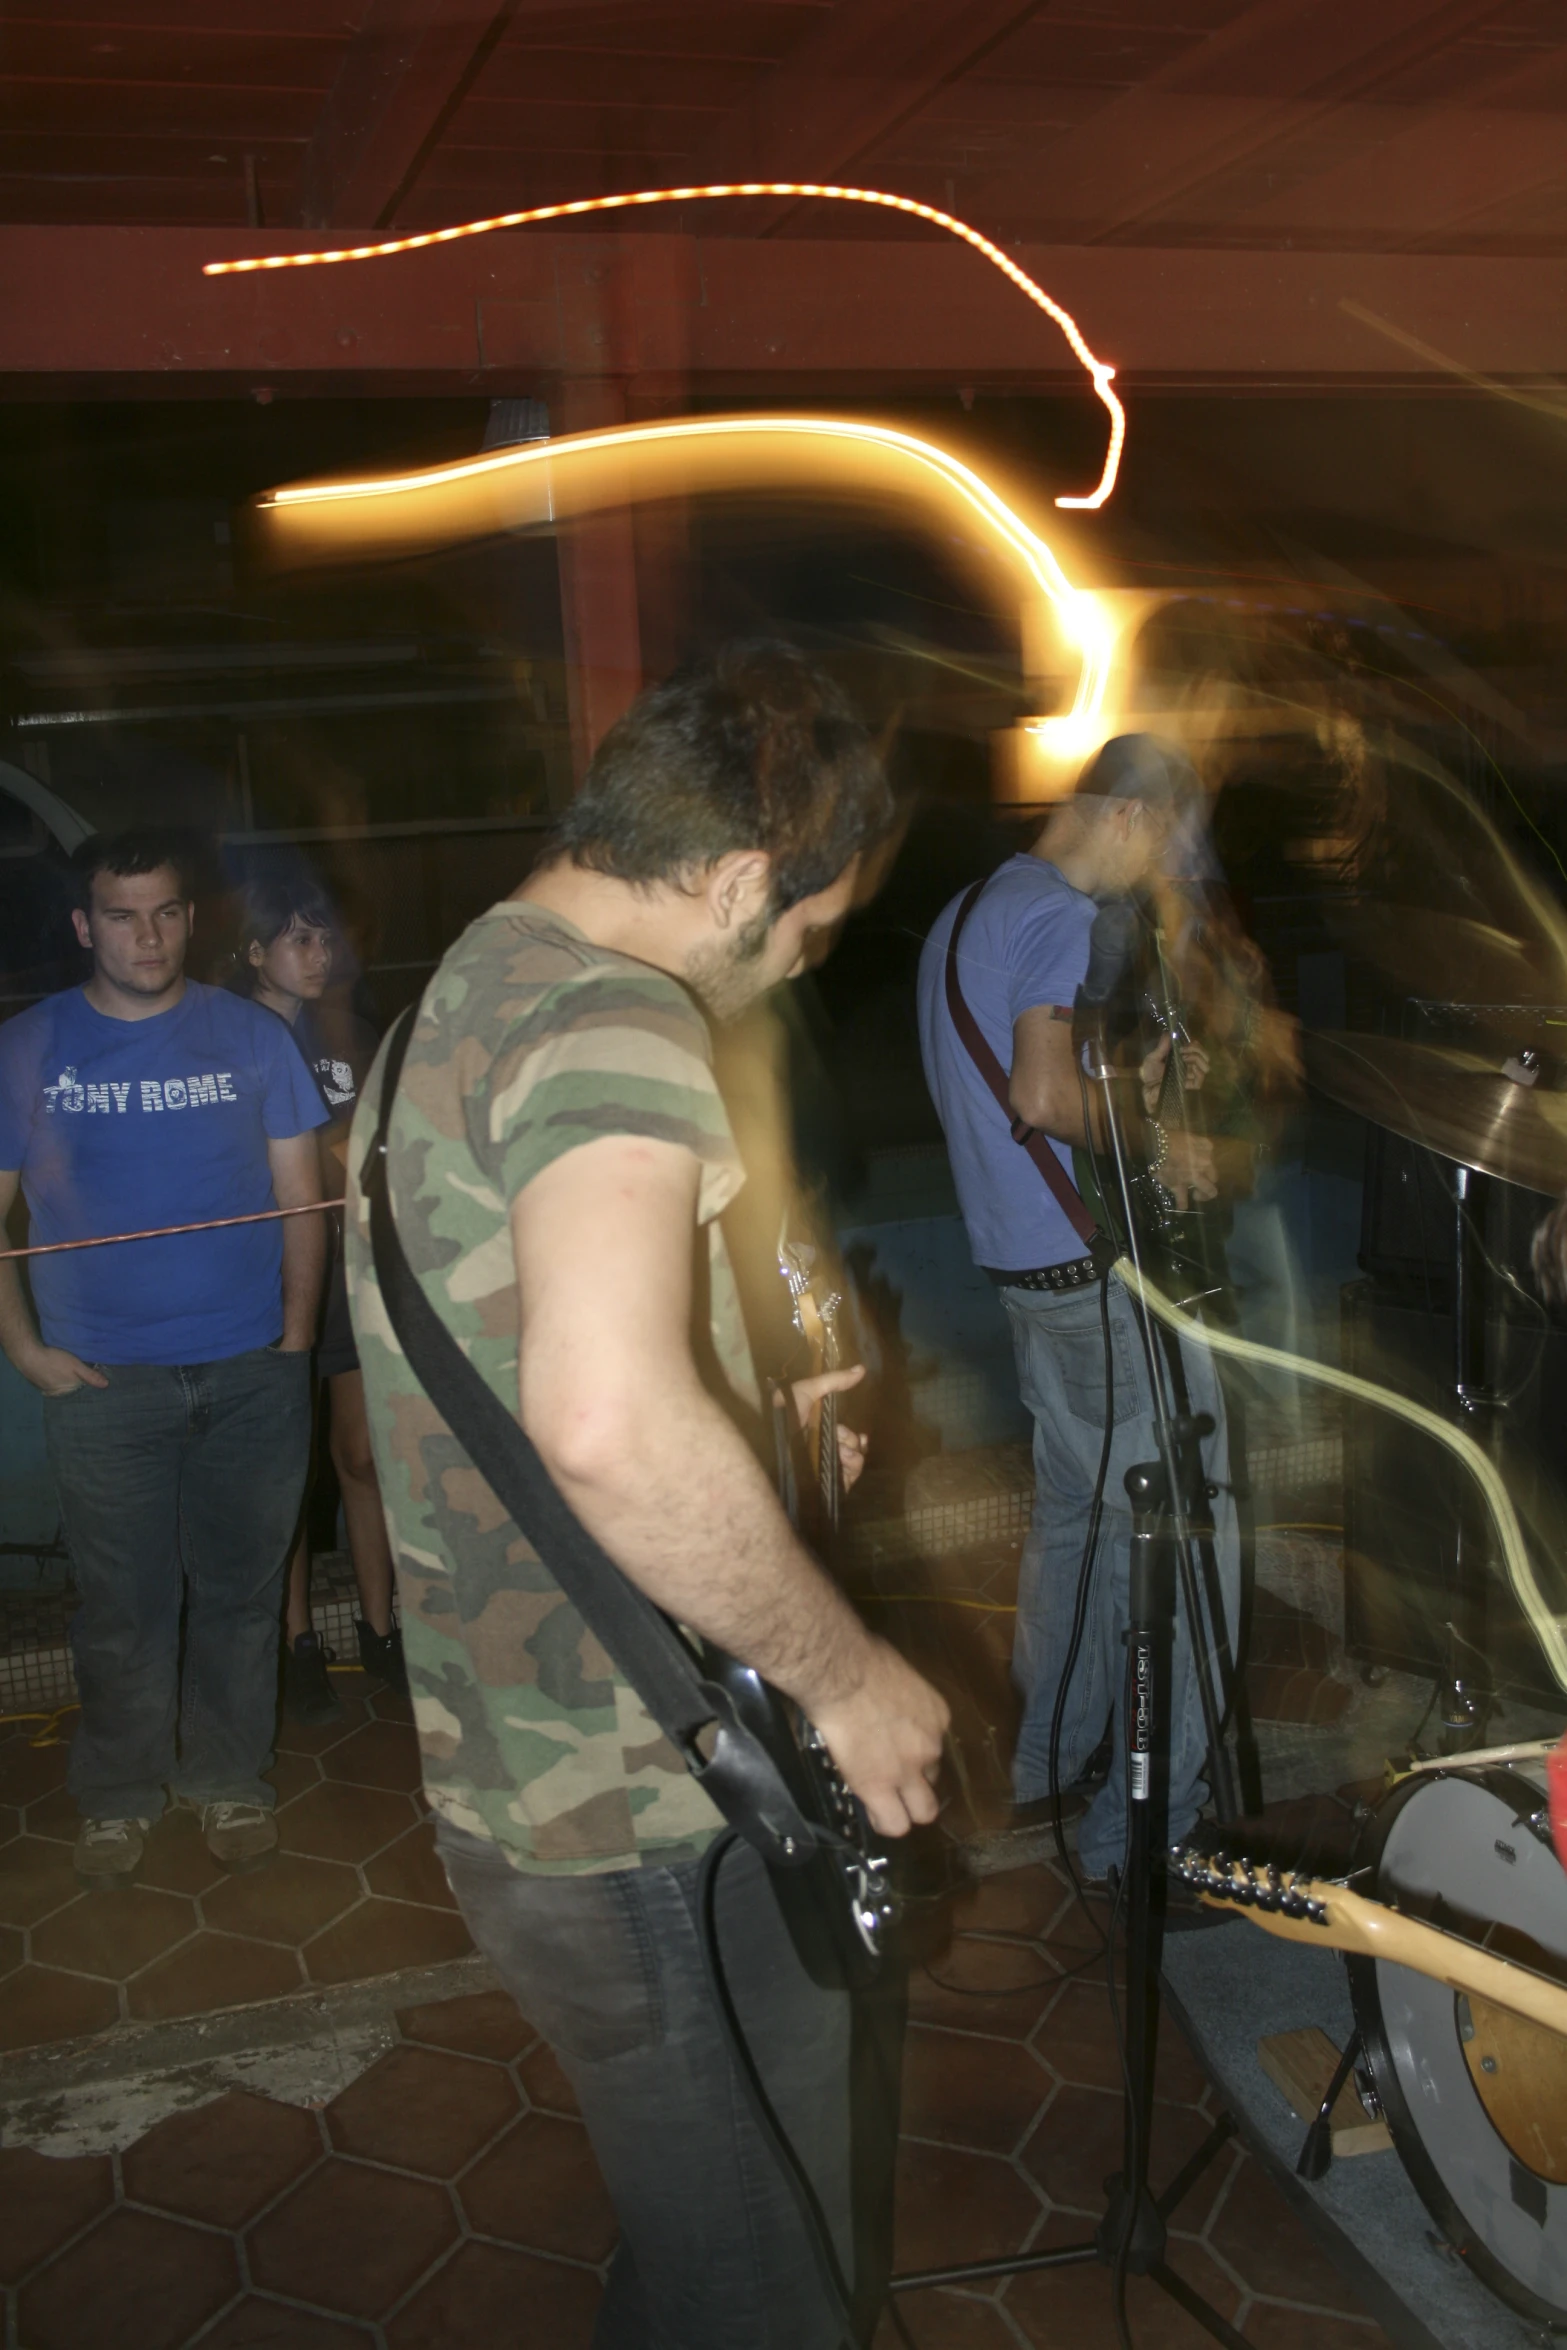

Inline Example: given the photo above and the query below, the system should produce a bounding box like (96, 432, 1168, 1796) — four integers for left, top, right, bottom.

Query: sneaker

(195, 1801, 278, 1871)
(357, 1618, 409, 1696)
(283, 1629, 342, 1724)
(74, 1815, 150, 1889)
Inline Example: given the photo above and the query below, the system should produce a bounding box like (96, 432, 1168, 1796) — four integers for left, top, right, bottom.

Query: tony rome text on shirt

(43, 1067, 243, 1114)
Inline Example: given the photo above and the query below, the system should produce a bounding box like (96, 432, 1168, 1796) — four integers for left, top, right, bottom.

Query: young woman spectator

(230, 876, 407, 1720)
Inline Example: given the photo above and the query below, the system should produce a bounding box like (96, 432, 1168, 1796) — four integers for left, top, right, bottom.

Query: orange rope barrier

(0, 1199, 346, 1263)
(202, 181, 1124, 511)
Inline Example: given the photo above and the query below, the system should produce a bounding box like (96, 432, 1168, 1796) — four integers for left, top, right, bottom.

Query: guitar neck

(817, 1328, 842, 1535)
(1177, 1853, 1567, 2039)
(777, 1235, 846, 1542)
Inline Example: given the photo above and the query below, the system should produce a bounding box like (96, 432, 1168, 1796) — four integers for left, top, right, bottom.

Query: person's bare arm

(512, 1135, 948, 1836)
(0, 1167, 109, 1393)
(268, 1132, 327, 1352)
(1009, 1011, 1217, 1202)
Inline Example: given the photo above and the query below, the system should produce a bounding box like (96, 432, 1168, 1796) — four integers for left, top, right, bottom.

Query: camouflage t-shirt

(345, 900, 758, 1875)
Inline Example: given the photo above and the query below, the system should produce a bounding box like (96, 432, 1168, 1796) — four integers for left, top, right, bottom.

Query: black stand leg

(892, 1463, 1244, 2350)
(1440, 1165, 1492, 1753)
(1296, 2029, 1363, 2183)
(891, 1001, 1244, 2343)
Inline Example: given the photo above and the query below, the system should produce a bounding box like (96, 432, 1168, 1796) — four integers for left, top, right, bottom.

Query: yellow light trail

(249, 411, 1118, 768)
(202, 180, 1124, 511)
(1119, 1259, 1567, 1695)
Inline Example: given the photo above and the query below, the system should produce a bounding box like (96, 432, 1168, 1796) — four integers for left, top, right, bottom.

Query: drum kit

(1219, 909, 1567, 2325)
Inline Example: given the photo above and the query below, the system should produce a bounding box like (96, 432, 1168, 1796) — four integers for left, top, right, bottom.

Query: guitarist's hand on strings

(1140, 1033, 1218, 1205)
(810, 1637, 950, 1839)
(1138, 1030, 1209, 1110)
(790, 1364, 869, 1493)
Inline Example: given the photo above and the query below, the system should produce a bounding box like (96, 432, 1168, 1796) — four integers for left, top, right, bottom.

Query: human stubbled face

(683, 861, 860, 1021)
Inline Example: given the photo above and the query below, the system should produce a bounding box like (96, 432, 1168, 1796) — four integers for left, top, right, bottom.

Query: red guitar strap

(943, 876, 1100, 1250)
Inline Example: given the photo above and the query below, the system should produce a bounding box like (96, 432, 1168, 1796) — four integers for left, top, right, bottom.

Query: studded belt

(985, 1255, 1101, 1292)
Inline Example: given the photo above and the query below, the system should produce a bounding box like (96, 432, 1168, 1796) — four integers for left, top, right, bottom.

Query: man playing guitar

(347, 642, 947, 2350)
(917, 734, 1238, 1887)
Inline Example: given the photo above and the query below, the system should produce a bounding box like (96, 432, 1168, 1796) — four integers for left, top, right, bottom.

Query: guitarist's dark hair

(549, 639, 893, 913)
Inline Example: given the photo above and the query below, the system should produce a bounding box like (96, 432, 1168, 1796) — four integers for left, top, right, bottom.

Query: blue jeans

(1002, 1271, 1239, 1880)
(439, 1822, 899, 2350)
(44, 1345, 312, 1821)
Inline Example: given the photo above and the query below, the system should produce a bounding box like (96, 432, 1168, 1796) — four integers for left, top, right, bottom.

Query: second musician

(917, 734, 1240, 1881)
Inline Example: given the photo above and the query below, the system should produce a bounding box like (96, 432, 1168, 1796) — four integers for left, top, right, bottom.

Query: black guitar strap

(361, 1005, 818, 1869)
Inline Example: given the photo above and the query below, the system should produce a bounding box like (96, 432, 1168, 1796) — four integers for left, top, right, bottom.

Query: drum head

(1350, 1763, 1567, 2324)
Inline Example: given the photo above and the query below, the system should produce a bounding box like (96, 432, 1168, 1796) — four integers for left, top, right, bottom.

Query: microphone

(1072, 900, 1140, 1051)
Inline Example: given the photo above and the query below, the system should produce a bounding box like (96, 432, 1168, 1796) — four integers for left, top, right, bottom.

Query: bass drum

(1349, 1762, 1567, 2324)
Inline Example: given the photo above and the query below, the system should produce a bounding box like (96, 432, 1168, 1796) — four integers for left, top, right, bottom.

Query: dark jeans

(1002, 1271, 1239, 1878)
(438, 1821, 902, 2350)
(44, 1345, 312, 1821)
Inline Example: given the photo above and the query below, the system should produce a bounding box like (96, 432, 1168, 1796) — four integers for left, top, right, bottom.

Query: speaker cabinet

(1341, 1279, 1567, 1708)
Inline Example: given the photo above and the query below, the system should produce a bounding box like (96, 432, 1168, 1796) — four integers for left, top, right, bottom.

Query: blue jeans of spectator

(1002, 1271, 1239, 1881)
(438, 1821, 899, 2350)
(44, 1345, 312, 1822)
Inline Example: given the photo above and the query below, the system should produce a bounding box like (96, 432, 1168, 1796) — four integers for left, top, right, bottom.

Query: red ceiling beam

(6, 227, 1567, 392)
(299, 0, 517, 230)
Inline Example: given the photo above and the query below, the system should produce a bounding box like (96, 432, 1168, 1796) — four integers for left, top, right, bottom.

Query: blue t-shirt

(0, 982, 329, 1366)
(917, 856, 1097, 1270)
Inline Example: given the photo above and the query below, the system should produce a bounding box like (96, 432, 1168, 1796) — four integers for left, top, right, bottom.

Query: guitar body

(1072, 924, 1235, 1319)
(703, 1642, 895, 1993)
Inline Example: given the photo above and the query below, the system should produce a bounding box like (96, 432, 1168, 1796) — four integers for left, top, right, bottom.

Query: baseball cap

(1073, 733, 1198, 808)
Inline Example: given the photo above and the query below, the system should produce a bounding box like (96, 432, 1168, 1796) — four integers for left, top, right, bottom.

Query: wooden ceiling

(3, 0, 1565, 259)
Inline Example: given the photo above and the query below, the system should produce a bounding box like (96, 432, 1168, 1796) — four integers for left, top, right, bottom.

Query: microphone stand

(891, 975, 1244, 2347)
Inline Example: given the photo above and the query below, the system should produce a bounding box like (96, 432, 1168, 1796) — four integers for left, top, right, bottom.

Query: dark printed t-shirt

(290, 1003, 361, 1126)
(0, 982, 328, 1364)
(345, 901, 757, 1876)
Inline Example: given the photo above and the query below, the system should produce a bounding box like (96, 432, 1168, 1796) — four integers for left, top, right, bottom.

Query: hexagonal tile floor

(0, 1686, 471, 2052)
(0, 1863, 1402, 2350)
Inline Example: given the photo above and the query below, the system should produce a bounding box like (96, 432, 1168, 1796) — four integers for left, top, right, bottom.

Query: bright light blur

(201, 178, 1124, 512)
(249, 412, 1125, 803)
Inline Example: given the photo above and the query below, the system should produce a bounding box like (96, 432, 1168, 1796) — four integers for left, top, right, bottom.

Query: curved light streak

(202, 181, 1124, 511)
(1117, 1259, 1567, 1694)
(250, 412, 1116, 762)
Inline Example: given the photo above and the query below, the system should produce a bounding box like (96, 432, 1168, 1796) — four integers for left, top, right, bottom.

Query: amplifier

(1341, 1279, 1567, 1707)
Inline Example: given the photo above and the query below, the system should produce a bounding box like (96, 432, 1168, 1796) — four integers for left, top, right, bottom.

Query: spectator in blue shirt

(0, 831, 329, 1887)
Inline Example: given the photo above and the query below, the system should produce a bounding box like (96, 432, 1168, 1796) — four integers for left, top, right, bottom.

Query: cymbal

(1303, 1031, 1567, 1195)
(1328, 905, 1567, 1010)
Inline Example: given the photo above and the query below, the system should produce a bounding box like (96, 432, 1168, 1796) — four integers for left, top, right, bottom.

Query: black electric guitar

(701, 1234, 896, 1993)
(1136, 935, 1235, 1321)
(1074, 916, 1232, 1316)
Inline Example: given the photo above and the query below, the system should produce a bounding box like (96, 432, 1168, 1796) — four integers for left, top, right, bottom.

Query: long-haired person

(230, 875, 405, 1720)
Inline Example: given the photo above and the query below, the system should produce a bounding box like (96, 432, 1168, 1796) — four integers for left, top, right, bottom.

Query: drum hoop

(1351, 1761, 1548, 1880)
(1349, 1762, 1567, 2327)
